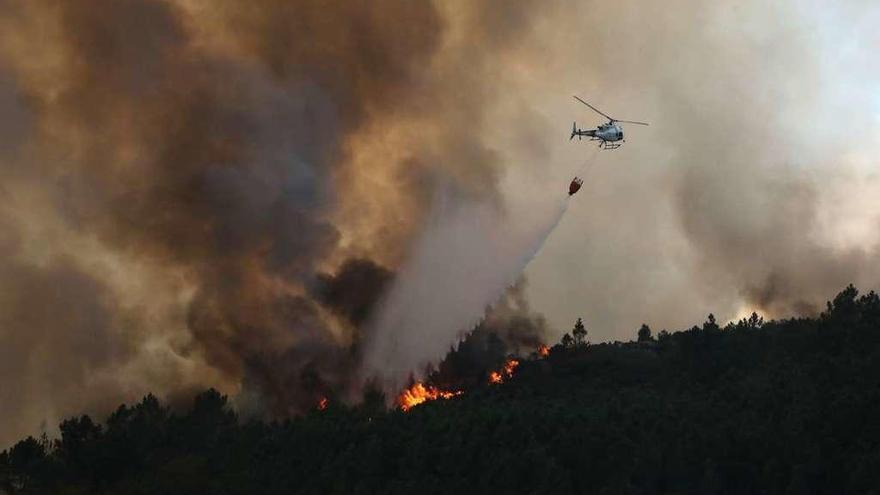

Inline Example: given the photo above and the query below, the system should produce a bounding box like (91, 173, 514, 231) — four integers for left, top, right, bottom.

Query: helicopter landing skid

(589, 137, 622, 150)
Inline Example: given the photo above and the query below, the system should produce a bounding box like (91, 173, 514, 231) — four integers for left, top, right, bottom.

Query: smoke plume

(3, 0, 880, 449)
(0, 0, 548, 446)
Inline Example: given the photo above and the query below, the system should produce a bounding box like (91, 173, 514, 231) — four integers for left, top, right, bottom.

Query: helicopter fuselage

(571, 122, 625, 149)
(594, 123, 624, 142)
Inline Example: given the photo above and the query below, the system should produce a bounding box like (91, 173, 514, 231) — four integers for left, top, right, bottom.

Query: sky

(1, 0, 880, 447)
(492, 0, 880, 339)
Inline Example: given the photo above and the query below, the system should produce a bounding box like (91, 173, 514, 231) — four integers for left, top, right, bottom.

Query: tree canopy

(4, 285, 880, 494)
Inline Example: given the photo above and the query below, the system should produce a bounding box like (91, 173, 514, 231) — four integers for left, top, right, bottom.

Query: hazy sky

(491, 0, 880, 340)
(1, 0, 880, 447)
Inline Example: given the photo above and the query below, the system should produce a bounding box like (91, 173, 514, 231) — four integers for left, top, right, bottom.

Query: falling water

(362, 189, 570, 392)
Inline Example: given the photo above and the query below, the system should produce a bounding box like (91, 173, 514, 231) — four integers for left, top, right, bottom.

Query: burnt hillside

(4, 285, 880, 494)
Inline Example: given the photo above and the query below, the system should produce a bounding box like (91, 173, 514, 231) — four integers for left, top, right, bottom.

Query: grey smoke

(1, 0, 879, 450)
(363, 190, 568, 391)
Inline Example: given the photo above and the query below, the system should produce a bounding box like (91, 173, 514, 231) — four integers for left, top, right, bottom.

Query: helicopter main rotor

(573, 95, 648, 126)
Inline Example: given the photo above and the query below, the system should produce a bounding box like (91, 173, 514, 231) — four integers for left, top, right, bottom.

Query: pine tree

(572, 318, 587, 346)
(560, 333, 574, 349)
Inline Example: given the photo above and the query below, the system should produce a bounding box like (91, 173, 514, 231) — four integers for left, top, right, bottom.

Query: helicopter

(570, 96, 648, 149)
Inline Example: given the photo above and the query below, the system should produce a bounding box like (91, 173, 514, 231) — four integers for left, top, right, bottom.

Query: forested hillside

(3, 285, 880, 494)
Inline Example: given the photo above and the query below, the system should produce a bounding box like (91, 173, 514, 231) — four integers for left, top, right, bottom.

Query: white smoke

(363, 187, 569, 391)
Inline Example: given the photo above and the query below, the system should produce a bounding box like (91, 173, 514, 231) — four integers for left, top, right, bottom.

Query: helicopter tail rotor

(570, 122, 577, 140)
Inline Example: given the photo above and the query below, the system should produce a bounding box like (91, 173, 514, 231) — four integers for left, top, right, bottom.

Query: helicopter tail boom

(570, 122, 596, 141)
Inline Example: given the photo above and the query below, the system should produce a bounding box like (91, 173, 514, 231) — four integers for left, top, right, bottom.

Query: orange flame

(317, 397, 329, 410)
(503, 358, 519, 375)
(488, 358, 520, 384)
(489, 371, 503, 384)
(538, 344, 550, 357)
(397, 382, 462, 412)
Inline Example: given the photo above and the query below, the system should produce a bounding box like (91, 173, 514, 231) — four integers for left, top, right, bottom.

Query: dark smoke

(481, 280, 549, 353)
(0, 0, 550, 446)
(312, 258, 394, 328)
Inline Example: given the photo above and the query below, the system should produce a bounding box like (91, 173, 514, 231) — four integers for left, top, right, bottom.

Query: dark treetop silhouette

(4, 285, 880, 494)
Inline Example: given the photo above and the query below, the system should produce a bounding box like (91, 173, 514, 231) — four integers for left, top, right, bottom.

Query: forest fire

(538, 344, 550, 357)
(397, 383, 462, 412)
(317, 397, 329, 411)
(489, 358, 520, 384)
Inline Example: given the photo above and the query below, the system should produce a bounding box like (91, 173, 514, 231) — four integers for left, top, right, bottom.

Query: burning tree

(488, 358, 520, 384)
(397, 383, 462, 412)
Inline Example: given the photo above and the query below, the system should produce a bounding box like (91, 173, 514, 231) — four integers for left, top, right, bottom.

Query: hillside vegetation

(3, 286, 880, 494)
